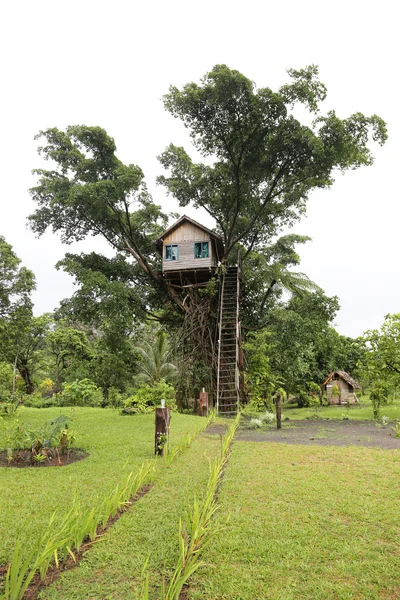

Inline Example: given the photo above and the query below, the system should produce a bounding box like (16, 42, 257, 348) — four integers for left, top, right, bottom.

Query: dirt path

(236, 419, 400, 449)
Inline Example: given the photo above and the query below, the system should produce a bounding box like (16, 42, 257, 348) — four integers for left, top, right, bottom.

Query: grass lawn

(37, 429, 223, 599)
(2, 408, 400, 599)
(0, 407, 206, 567)
(188, 441, 400, 600)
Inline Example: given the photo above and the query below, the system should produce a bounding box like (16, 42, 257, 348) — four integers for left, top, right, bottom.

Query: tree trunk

(16, 358, 34, 394)
(155, 407, 171, 456)
(276, 393, 282, 430)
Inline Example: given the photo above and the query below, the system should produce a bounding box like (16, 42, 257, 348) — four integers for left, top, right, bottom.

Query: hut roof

(322, 371, 361, 389)
(155, 215, 224, 248)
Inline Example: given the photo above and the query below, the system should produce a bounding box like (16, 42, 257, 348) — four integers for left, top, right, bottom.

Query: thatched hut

(322, 371, 361, 405)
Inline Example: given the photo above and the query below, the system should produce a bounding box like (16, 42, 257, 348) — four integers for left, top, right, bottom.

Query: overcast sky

(0, 0, 398, 338)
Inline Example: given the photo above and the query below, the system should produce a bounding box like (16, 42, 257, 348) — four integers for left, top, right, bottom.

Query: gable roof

(322, 371, 361, 389)
(155, 215, 223, 246)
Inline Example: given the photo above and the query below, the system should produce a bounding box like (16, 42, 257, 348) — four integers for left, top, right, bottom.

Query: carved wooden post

(276, 392, 282, 430)
(199, 390, 208, 416)
(155, 407, 171, 456)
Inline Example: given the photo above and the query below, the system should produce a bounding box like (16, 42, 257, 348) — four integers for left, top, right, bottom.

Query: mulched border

(0, 449, 88, 468)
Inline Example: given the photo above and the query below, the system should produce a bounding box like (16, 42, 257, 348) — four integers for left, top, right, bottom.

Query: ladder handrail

(235, 251, 241, 411)
(216, 269, 225, 415)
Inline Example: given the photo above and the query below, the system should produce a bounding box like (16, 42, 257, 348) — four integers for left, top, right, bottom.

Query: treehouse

(155, 215, 242, 415)
(322, 371, 361, 405)
(155, 215, 224, 286)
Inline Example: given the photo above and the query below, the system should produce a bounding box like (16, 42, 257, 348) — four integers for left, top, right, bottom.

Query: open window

(194, 241, 209, 259)
(165, 244, 178, 261)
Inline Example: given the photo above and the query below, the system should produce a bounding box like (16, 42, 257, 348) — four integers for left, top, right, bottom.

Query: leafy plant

(122, 380, 176, 415)
(59, 379, 101, 407)
(248, 418, 263, 429)
(370, 381, 389, 419)
(391, 421, 400, 438)
(262, 412, 275, 424)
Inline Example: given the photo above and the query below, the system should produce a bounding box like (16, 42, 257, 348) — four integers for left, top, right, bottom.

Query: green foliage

(2, 461, 152, 600)
(134, 328, 177, 386)
(0, 413, 74, 464)
(331, 384, 340, 400)
(391, 421, 400, 438)
(0, 362, 13, 397)
(163, 414, 240, 599)
(47, 324, 92, 389)
(370, 381, 389, 419)
(244, 330, 276, 410)
(0, 395, 20, 419)
(361, 315, 400, 392)
(26, 68, 387, 393)
(248, 418, 263, 430)
(122, 380, 176, 414)
(59, 379, 101, 407)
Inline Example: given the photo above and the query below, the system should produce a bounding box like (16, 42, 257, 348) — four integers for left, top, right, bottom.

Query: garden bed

(0, 448, 88, 468)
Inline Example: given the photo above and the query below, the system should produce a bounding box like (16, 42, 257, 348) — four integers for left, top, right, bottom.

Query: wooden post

(276, 393, 282, 430)
(155, 407, 171, 456)
(199, 390, 208, 416)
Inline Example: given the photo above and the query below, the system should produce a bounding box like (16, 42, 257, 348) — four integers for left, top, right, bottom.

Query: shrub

(262, 411, 275, 424)
(59, 379, 102, 407)
(38, 378, 55, 398)
(105, 387, 124, 408)
(370, 381, 389, 419)
(23, 394, 59, 408)
(122, 380, 176, 415)
(248, 418, 263, 429)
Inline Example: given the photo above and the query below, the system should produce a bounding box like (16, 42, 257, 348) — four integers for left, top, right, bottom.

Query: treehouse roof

(322, 371, 361, 389)
(155, 215, 223, 249)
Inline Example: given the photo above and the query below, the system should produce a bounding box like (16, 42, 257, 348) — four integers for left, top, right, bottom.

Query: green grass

(188, 441, 400, 599)
(37, 428, 223, 599)
(3, 408, 400, 599)
(283, 395, 400, 422)
(0, 407, 206, 566)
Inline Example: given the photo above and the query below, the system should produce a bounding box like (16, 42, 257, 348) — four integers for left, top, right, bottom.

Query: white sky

(0, 0, 398, 338)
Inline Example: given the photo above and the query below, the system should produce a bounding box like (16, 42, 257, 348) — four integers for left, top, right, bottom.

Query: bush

(0, 394, 20, 418)
(104, 387, 124, 408)
(248, 418, 263, 429)
(262, 411, 275, 424)
(38, 378, 55, 398)
(23, 393, 59, 408)
(59, 379, 102, 407)
(297, 383, 321, 408)
(122, 380, 176, 415)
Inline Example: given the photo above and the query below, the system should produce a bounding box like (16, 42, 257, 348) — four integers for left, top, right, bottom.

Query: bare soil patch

(202, 424, 228, 437)
(236, 419, 400, 449)
(0, 448, 88, 468)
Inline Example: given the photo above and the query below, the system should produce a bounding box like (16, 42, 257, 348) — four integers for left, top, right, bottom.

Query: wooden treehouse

(322, 371, 361, 405)
(155, 215, 242, 415)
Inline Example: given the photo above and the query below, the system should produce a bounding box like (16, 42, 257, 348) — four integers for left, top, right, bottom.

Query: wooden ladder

(216, 254, 241, 415)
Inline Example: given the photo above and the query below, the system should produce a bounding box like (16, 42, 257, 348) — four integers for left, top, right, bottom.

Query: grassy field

(188, 441, 400, 600)
(2, 407, 400, 599)
(0, 407, 205, 566)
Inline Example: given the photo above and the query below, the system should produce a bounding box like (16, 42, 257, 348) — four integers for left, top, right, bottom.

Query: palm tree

(134, 329, 177, 385)
(259, 264, 321, 312)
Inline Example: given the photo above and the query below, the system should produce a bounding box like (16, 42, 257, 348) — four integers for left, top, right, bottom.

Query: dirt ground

(235, 419, 400, 449)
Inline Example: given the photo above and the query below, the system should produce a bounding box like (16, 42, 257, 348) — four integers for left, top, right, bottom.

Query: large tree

(28, 65, 387, 392)
(0, 237, 37, 392)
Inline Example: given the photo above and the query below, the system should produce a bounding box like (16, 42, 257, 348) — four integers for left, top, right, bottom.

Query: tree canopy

(29, 65, 387, 320)
(26, 65, 387, 396)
